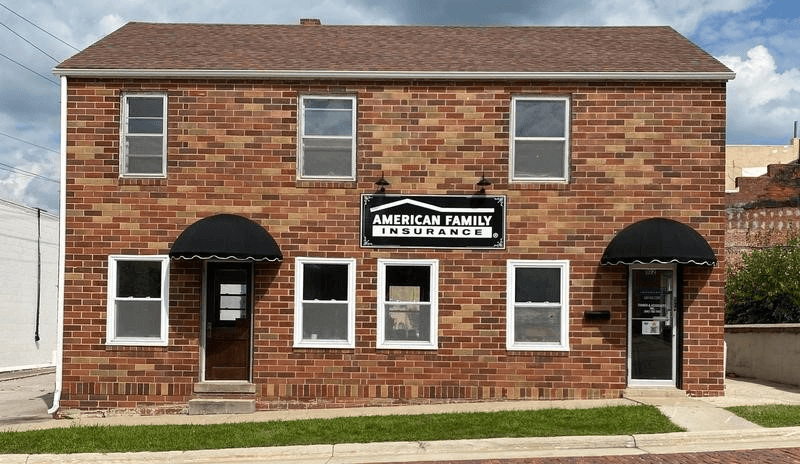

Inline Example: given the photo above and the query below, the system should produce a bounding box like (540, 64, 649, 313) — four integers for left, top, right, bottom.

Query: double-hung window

(294, 257, 356, 348)
(510, 96, 570, 182)
(107, 255, 169, 346)
(506, 260, 569, 351)
(298, 95, 356, 180)
(120, 93, 167, 177)
(377, 259, 438, 350)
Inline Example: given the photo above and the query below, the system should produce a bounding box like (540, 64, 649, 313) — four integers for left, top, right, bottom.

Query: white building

(0, 199, 58, 371)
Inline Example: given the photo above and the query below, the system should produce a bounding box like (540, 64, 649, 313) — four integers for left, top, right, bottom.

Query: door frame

(200, 260, 254, 383)
(627, 263, 678, 388)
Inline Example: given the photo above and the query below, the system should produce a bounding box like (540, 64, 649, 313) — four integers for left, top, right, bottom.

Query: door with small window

(204, 262, 252, 381)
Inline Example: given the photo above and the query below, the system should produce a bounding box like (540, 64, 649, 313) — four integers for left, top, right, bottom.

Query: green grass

(0, 405, 682, 454)
(726, 404, 800, 427)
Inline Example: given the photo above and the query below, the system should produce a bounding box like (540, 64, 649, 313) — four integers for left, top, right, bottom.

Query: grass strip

(726, 405, 800, 428)
(0, 405, 681, 455)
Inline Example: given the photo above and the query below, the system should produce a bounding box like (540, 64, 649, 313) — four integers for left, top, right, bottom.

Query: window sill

(506, 344, 570, 352)
(120, 173, 167, 178)
(294, 340, 355, 349)
(295, 179, 358, 189)
(106, 339, 168, 347)
(377, 342, 438, 350)
(118, 177, 168, 187)
(508, 179, 570, 188)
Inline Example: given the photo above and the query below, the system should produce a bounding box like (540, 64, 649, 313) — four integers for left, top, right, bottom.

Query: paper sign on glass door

(642, 320, 661, 335)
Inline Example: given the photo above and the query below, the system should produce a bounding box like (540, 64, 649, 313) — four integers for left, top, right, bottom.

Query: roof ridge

(122, 21, 676, 29)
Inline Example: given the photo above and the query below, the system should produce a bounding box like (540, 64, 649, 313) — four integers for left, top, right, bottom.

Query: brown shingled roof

(55, 22, 733, 77)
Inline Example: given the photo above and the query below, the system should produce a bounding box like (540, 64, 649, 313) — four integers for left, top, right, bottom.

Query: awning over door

(601, 218, 716, 266)
(169, 214, 282, 262)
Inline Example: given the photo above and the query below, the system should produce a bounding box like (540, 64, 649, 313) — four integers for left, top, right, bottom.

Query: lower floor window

(294, 257, 356, 348)
(107, 255, 169, 346)
(506, 260, 570, 351)
(377, 259, 438, 349)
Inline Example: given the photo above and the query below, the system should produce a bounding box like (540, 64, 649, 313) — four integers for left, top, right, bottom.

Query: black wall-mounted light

(375, 172, 390, 193)
(477, 173, 491, 193)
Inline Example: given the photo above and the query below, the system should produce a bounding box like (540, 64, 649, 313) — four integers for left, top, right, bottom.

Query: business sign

(361, 195, 505, 249)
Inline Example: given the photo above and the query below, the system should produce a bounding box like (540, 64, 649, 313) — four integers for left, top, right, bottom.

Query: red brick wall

(726, 164, 800, 269)
(61, 78, 727, 411)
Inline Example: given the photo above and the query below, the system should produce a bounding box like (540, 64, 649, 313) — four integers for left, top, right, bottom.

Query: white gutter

(52, 69, 736, 81)
(48, 75, 67, 415)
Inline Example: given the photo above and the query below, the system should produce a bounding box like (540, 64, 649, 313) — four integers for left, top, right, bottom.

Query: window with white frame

(506, 260, 569, 351)
(510, 96, 570, 182)
(377, 259, 438, 350)
(120, 93, 167, 177)
(294, 257, 356, 348)
(298, 95, 356, 180)
(107, 255, 169, 346)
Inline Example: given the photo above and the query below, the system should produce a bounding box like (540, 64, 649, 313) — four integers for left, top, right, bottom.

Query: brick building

(725, 138, 800, 192)
(51, 21, 733, 414)
(727, 160, 800, 269)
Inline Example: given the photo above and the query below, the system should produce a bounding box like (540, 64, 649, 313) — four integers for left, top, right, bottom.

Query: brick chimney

(300, 18, 321, 26)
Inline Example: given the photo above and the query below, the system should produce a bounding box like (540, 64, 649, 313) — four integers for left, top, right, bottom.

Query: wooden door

(205, 262, 252, 381)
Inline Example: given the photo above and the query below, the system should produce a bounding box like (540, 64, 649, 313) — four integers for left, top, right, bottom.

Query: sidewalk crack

(325, 443, 335, 463)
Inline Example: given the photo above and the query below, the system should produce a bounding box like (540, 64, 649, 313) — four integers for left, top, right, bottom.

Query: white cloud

(722, 46, 800, 106)
(0, 172, 34, 205)
(99, 14, 126, 35)
(721, 45, 800, 142)
(0, 157, 59, 212)
(552, 0, 755, 34)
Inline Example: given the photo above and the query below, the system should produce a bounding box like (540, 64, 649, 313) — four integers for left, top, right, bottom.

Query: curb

(0, 368, 55, 383)
(632, 427, 800, 454)
(3, 428, 800, 464)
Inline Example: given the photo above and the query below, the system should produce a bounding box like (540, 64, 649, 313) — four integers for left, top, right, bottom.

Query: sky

(0, 0, 799, 213)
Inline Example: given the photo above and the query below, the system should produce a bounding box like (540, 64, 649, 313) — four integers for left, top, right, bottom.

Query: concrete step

(188, 398, 256, 415)
(623, 387, 688, 399)
(193, 382, 256, 394)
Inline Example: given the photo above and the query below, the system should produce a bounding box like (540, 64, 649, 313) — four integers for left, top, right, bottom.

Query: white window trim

(506, 260, 570, 351)
(120, 93, 167, 178)
(509, 95, 570, 183)
(298, 95, 357, 181)
(106, 255, 170, 346)
(294, 257, 356, 349)
(377, 258, 438, 350)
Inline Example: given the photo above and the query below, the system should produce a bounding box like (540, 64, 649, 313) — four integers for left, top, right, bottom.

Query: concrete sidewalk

(2, 372, 800, 463)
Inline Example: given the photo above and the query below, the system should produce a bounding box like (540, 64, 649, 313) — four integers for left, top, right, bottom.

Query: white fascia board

(52, 68, 736, 81)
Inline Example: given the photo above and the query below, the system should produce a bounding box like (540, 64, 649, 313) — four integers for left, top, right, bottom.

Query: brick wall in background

(727, 163, 800, 269)
(61, 78, 727, 411)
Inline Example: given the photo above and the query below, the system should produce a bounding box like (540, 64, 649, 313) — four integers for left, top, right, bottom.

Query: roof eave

(52, 68, 736, 81)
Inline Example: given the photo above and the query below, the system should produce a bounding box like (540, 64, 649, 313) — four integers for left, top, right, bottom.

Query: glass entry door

(628, 265, 677, 386)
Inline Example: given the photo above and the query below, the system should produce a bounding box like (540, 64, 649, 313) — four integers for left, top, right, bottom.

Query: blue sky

(0, 0, 798, 212)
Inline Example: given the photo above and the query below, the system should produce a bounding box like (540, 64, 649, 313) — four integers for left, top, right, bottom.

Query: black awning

(169, 214, 282, 262)
(601, 218, 716, 266)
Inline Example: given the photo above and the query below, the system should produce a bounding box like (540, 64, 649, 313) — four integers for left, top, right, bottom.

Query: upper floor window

(377, 259, 438, 350)
(510, 96, 570, 182)
(107, 255, 170, 346)
(121, 94, 167, 177)
(506, 260, 570, 351)
(298, 95, 356, 180)
(294, 257, 356, 348)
